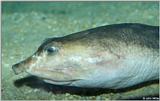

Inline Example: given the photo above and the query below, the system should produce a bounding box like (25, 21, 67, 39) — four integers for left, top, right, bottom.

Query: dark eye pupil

(47, 47, 55, 53)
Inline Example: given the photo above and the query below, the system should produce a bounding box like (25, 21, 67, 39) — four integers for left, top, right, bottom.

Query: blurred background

(1, 1, 159, 100)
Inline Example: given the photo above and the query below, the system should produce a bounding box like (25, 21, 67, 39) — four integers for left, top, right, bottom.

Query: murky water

(2, 1, 159, 100)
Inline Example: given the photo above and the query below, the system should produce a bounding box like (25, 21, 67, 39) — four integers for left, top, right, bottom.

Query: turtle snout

(12, 62, 25, 75)
(12, 55, 35, 75)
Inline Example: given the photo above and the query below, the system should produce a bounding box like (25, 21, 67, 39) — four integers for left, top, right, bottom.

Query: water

(2, 1, 159, 100)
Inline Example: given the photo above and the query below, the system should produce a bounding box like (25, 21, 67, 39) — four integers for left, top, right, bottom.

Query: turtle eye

(46, 47, 58, 54)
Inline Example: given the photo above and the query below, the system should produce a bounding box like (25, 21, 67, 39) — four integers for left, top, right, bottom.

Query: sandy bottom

(2, 2, 159, 100)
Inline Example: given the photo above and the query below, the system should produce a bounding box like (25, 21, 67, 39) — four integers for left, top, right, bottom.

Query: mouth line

(25, 68, 84, 85)
(42, 78, 82, 85)
(42, 77, 82, 82)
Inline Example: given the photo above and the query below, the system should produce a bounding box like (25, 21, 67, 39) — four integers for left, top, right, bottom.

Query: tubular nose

(12, 63, 24, 75)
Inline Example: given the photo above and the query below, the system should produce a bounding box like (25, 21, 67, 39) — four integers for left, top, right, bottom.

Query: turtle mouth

(25, 68, 83, 85)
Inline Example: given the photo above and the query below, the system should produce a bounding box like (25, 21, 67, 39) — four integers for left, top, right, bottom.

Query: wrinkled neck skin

(67, 41, 159, 89)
